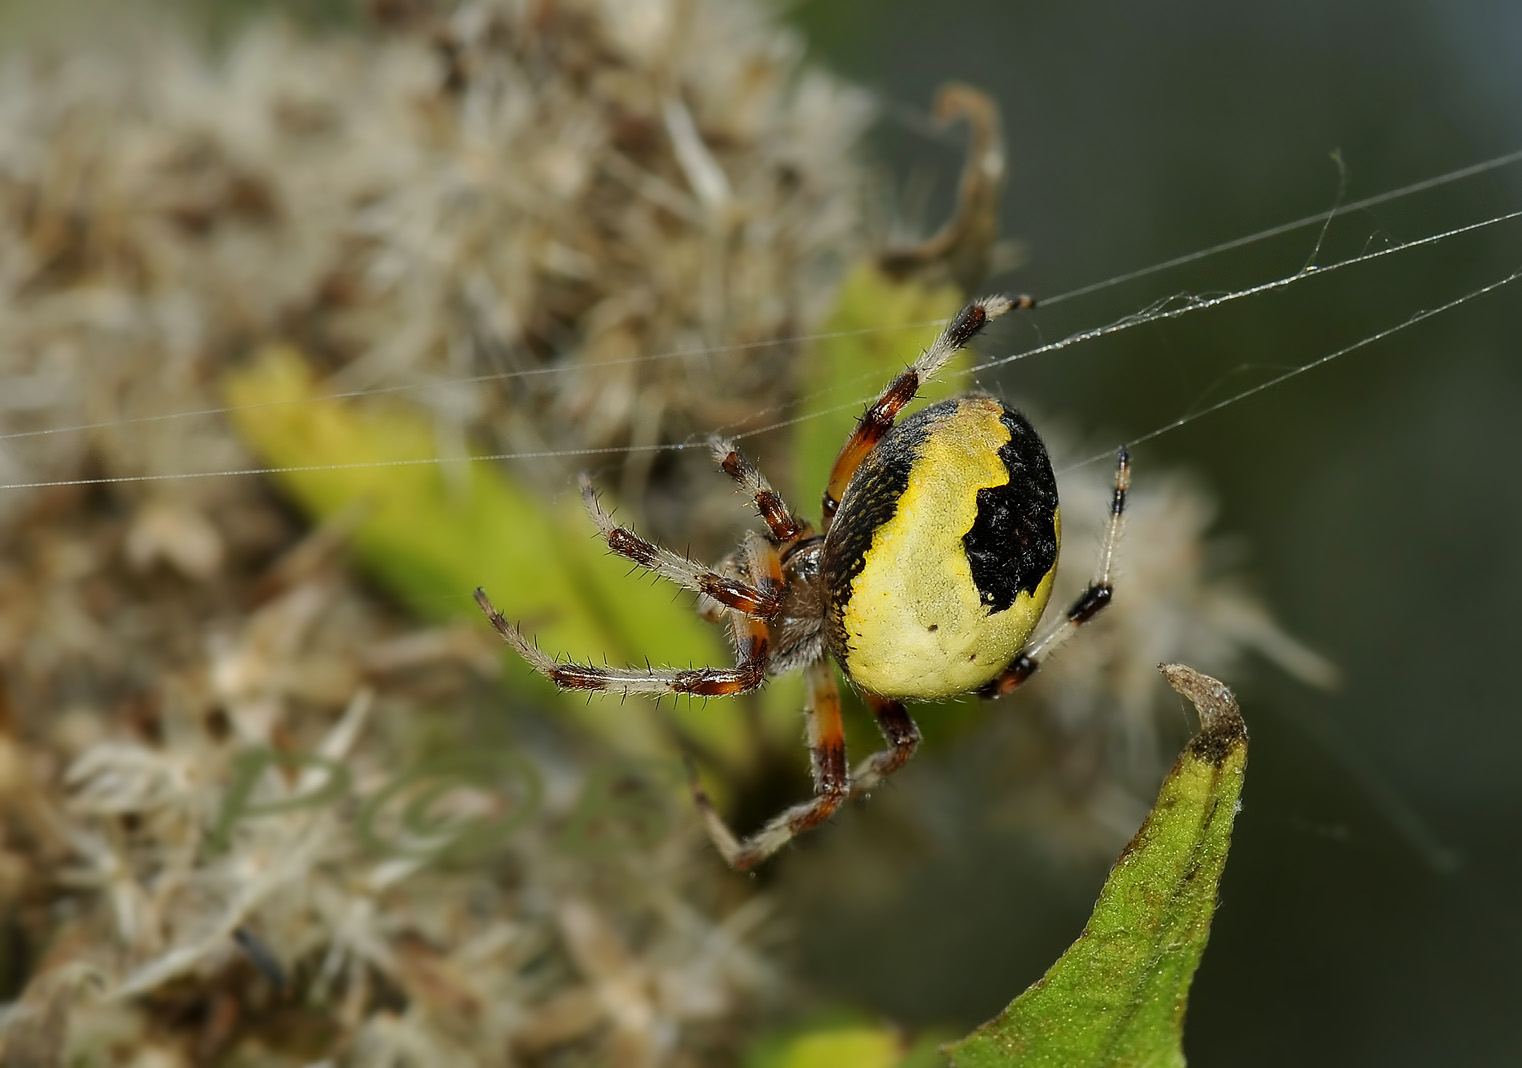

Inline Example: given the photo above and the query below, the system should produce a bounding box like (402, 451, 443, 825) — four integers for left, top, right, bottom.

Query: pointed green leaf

(945, 664, 1247, 1068)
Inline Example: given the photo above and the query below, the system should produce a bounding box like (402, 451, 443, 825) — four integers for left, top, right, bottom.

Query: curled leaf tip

(1161, 663, 1246, 764)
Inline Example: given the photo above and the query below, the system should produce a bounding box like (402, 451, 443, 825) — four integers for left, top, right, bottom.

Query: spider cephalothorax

(476, 296, 1129, 869)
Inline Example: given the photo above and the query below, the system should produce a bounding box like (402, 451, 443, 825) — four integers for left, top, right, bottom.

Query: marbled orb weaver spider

(474, 295, 1130, 870)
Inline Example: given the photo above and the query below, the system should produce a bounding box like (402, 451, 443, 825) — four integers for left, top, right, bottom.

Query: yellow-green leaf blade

(790, 263, 966, 506)
(222, 346, 742, 763)
(747, 1024, 906, 1068)
(746, 1017, 952, 1068)
(946, 664, 1248, 1068)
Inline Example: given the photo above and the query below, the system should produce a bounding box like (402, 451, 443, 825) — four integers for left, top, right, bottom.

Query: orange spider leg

(579, 476, 782, 619)
(850, 696, 922, 798)
(688, 657, 847, 870)
(820, 295, 1027, 530)
(708, 436, 813, 545)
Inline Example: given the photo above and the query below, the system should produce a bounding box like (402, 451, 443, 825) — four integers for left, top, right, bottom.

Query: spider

(474, 295, 1130, 870)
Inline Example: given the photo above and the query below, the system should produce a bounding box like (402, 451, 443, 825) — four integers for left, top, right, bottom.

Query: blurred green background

(786, 2, 1522, 1065)
(9, 0, 1520, 1063)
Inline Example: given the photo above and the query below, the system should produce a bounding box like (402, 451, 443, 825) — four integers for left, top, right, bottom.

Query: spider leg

(580, 476, 781, 619)
(697, 533, 782, 623)
(849, 696, 922, 797)
(473, 587, 770, 697)
(697, 546, 743, 623)
(688, 657, 848, 870)
(981, 447, 1131, 697)
(820, 294, 1028, 530)
(707, 437, 813, 544)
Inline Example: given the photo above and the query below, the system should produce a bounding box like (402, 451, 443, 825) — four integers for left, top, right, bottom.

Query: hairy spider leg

(849, 696, 922, 798)
(697, 546, 741, 623)
(708, 436, 814, 545)
(579, 475, 782, 620)
(688, 657, 848, 870)
(820, 294, 1029, 530)
(473, 586, 772, 697)
(980, 447, 1131, 697)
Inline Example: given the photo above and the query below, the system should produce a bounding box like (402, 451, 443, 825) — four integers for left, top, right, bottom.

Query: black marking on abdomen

(962, 404, 1059, 613)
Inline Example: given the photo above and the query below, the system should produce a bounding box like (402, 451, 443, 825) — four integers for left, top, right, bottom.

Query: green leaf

(222, 346, 743, 764)
(789, 263, 966, 507)
(945, 664, 1248, 1068)
(747, 1024, 905, 1068)
(746, 1017, 954, 1068)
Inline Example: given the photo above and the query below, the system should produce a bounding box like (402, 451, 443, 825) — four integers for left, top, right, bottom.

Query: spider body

(823, 393, 1059, 699)
(476, 295, 1130, 869)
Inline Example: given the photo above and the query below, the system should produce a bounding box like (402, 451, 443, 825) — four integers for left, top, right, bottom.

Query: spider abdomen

(821, 394, 1060, 699)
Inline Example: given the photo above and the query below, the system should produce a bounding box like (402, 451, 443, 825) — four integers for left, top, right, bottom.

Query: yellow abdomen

(822, 394, 1060, 700)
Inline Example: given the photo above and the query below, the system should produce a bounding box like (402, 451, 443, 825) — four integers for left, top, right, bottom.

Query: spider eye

(820, 394, 1060, 700)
